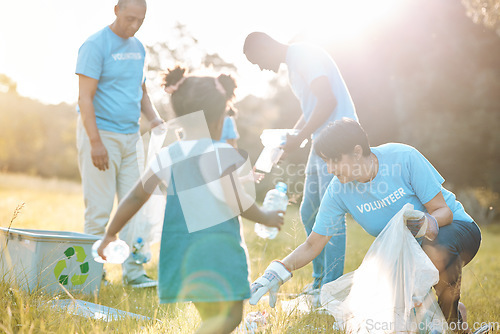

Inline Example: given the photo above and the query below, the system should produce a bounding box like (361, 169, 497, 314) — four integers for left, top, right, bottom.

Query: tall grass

(0, 172, 499, 333)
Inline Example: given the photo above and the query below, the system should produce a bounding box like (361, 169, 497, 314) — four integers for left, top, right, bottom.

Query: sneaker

(125, 275, 158, 288)
(473, 324, 492, 334)
(101, 269, 110, 286)
(311, 289, 322, 309)
(458, 303, 491, 334)
(332, 322, 342, 331)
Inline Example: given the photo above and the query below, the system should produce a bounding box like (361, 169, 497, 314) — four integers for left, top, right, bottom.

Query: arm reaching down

(249, 232, 331, 307)
(241, 204, 284, 230)
(282, 232, 331, 271)
(97, 172, 162, 260)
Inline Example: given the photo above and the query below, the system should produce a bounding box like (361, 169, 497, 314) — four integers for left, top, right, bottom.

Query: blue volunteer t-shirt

(286, 42, 357, 139)
(313, 143, 473, 237)
(219, 116, 239, 143)
(76, 26, 146, 134)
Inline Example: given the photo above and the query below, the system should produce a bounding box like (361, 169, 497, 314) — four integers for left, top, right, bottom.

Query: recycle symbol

(53, 246, 89, 286)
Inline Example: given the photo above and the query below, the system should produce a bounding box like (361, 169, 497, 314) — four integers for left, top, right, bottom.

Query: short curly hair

(314, 118, 371, 162)
(162, 66, 237, 124)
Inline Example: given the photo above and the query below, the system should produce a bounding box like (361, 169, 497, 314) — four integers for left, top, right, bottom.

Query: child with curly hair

(97, 66, 284, 333)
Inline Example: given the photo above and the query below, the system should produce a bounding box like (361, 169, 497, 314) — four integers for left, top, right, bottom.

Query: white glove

(249, 260, 292, 308)
(403, 209, 439, 241)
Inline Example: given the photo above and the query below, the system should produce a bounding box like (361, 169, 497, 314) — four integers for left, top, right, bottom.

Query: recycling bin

(0, 227, 103, 295)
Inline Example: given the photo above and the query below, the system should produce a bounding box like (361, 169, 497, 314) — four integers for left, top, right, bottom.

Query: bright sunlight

(296, 0, 406, 45)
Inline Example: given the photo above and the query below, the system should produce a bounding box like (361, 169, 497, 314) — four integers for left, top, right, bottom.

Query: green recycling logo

(53, 246, 89, 286)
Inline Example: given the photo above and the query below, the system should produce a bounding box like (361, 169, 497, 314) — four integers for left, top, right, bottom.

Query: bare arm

(423, 192, 453, 227)
(78, 74, 109, 171)
(97, 174, 161, 259)
(141, 82, 164, 129)
(240, 204, 284, 230)
(283, 76, 337, 153)
(105, 179, 154, 236)
(282, 232, 331, 271)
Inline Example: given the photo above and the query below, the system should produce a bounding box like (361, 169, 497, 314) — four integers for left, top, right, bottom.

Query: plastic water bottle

(255, 182, 288, 239)
(131, 237, 151, 264)
(254, 129, 307, 173)
(92, 239, 130, 264)
(410, 292, 446, 334)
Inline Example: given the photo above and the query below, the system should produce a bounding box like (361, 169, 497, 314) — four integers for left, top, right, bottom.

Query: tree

(0, 92, 79, 180)
(462, 0, 500, 35)
(0, 74, 17, 94)
(145, 22, 237, 119)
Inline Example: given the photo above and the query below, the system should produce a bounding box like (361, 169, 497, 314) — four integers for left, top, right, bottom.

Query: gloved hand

(403, 209, 439, 241)
(248, 260, 292, 308)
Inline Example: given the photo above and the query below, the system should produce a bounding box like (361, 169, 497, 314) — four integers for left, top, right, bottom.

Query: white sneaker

(311, 289, 322, 308)
(125, 275, 158, 288)
(473, 324, 492, 334)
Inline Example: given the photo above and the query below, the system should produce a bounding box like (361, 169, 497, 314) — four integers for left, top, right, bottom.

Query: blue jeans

(300, 150, 346, 289)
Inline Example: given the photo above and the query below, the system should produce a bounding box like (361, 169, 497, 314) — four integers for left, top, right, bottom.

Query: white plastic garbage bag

(320, 203, 448, 333)
(50, 299, 151, 322)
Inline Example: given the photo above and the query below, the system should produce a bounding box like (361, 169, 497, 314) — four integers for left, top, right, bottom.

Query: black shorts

(429, 220, 482, 267)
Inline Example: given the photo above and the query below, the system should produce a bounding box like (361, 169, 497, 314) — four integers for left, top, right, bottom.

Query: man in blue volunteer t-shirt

(243, 32, 358, 292)
(75, 0, 163, 288)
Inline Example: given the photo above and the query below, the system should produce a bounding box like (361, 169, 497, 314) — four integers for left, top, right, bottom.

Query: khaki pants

(77, 116, 146, 281)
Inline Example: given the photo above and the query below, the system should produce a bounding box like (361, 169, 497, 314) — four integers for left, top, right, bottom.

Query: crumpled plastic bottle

(238, 311, 269, 334)
(92, 239, 129, 264)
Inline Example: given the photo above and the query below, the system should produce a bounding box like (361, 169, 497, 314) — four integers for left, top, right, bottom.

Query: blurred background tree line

(0, 0, 499, 223)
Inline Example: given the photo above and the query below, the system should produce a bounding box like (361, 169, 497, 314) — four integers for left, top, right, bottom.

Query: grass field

(0, 172, 499, 333)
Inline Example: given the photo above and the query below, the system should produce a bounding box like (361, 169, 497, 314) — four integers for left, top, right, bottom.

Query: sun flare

(295, 0, 405, 45)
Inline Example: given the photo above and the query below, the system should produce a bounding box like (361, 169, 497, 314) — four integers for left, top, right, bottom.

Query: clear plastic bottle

(92, 239, 130, 264)
(254, 129, 308, 173)
(131, 237, 152, 264)
(255, 182, 288, 239)
(410, 292, 446, 334)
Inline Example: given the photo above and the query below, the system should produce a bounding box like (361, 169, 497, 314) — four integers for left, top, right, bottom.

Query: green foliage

(462, 0, 500, 33)
(144, 25, 305, 199)
(144, 22, 238, 120)
(0, 93, 79, 180)
(457, 187, 499, 225)
(0, 74, 17, 94)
